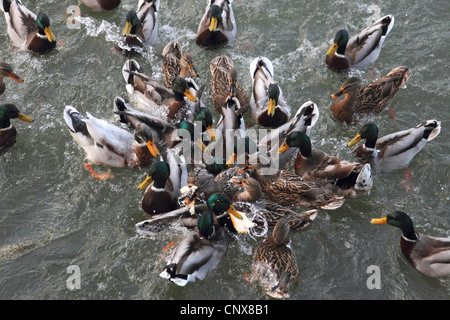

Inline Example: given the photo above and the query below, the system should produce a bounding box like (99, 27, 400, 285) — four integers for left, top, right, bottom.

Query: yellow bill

(184, 89, 198, 102)
(45, 26, 56, 42)
(347, 133, 362, 147)
(137, 175, 153, 191)
(371, 217, 388, 225)
(146, 140, 160, 157)
(209, 17, 218, 32)
(278, 141, 290, 154)
(122, 21, 132, 36)
(267, 98, 276, 117)
(17, 113, 33, 123)
(326, 42, 338, 57)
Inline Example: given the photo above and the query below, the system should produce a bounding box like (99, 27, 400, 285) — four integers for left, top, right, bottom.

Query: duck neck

(179, 65, 189, 78)
(235, 187, 261, 203)
(331, 92, 357, 124)
(399, 223, 418, 242)
(0, 115, 11, 129)
(152, 179, 167, 190)
(0, 81, 5, 96)
(364, 137, 377, 149)
(337, 43, 346, 56)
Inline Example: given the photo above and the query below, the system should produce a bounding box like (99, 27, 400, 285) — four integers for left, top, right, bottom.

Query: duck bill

(227, 205, 243, 220)
(371, 217, 388, 225)
(347, 133, 362, 147)
(9, 72, 23, 83)
(137, 175, 153, 191)
(146, 141, 160, 157)
(229, 83, 236, 97)
(17, 113, 33, 123)
(189, 65, 198, 77)
(184, 89, 198, 102)
(206, 125, 216, 142)
(326, 42, 338, 57)
(278, 141, 290, 154)
(44, 27, 56, 42)
(267, 98, 276, 117)
(226, 153, 237, 167)
(209, 17, 219, 32)
(122, 22, 132, 36)
(331, 89, 343, 99)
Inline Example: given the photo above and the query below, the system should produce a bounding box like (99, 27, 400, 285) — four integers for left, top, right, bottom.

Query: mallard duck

(63, 105, 160, 169)
(160, 210, 229, 286)
(137, 160, 180, 215)
(0, 103, 33, 153)
(0, 61, 23, 96)
(121, 0, 159, 48)
(122, 59, 198, 120)
(258, 100, 319, 163)
(244, 153, 346, 210)
(162, 41, 198, 89)
(250, 57, 291, 128)
(371, 211, 450, 277)
(113, 96, 209, 155)
(278, 131, 373, 198)
(330, 66, 411, 124)
(263, 202, 317, 231)
(0, 0, 56, 53)
(210, 55, 249, 115)
(251, 218, 298, 299)
(347, 121, 441, 173)
(79, 0, 120, 11)
(325, 15, 394, 70)
(181, 165, 245, 212)
(231, 176, 318, 232)
(207, 192, 255, 234)
(196, 0, 236, 47)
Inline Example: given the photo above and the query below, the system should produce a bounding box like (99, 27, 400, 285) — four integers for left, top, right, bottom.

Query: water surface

(0, 0, 449, 300)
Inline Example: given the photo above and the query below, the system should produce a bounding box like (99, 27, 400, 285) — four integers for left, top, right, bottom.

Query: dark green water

(0, 0, 448, 300)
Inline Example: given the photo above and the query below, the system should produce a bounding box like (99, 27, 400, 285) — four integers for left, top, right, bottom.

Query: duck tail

(249, 56, 274, 79)
(421, 120, 441, 141)
(320, 195, 345, 210)
(0, 0, 11, 13)
(63, 106, 90, 137)
(160, 263, 190, 286)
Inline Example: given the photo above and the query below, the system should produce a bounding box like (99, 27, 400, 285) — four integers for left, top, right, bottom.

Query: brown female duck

(210, 55, 249, 115)
(162, 41, 198, 89)
(330, 66, 410, 124)
(0, 62, 23, 96)
(252, 218, 298, 299)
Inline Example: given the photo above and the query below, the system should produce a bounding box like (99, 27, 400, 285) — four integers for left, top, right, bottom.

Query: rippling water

(0, 0, 449, 300)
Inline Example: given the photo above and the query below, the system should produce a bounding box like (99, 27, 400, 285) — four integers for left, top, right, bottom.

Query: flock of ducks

(0, 0, 448, 299)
